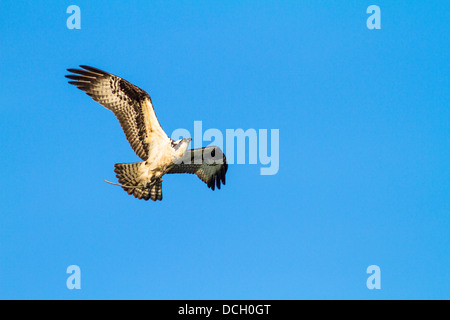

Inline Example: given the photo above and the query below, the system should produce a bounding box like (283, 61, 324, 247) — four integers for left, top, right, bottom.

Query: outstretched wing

(65, 65, 168, 160)
(167, 146, 228, 190)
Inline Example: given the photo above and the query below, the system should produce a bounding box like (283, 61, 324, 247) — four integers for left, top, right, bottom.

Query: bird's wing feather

(65, 65, 168, 160)
(167, 146, 228, 190)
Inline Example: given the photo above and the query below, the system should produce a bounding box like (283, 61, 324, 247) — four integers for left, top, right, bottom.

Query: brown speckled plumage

(66, 65, 228, 201)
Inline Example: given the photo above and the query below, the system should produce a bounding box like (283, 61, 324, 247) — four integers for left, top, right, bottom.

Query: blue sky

(0, 1, 448, 299)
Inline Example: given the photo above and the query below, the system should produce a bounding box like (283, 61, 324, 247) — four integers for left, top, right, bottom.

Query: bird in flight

(66, 65, 228, 201)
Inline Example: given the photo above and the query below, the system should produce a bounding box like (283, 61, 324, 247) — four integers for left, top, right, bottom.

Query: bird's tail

(112, 162, 162, 201)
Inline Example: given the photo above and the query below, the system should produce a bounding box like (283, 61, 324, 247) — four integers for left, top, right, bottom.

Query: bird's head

(173, 138, 191, 157)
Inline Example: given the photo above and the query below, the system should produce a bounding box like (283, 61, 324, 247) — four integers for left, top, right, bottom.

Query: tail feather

(150, 181, 162, 201)
(113, 162, 162, 201)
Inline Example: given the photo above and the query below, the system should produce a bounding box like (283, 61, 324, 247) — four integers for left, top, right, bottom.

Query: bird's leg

(147, 177, 162, 188)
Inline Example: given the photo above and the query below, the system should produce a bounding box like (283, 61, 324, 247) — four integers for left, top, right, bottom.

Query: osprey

(66, 65, 228, 201)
